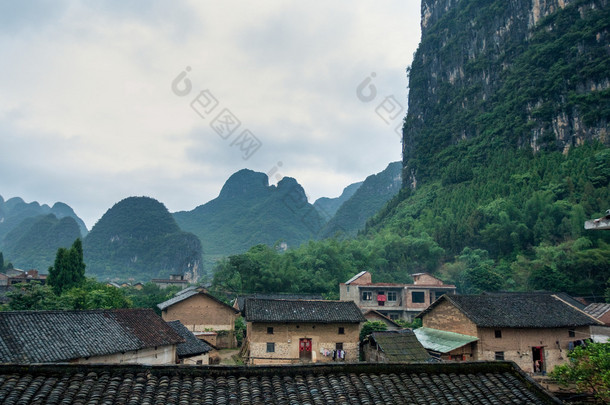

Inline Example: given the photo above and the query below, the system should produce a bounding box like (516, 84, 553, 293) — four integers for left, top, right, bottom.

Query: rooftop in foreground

(0, 361, 561, 404)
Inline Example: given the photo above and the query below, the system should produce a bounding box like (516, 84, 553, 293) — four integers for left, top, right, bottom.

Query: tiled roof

(234, 293, 324, 312)
(157, 290, 239, 313)
(367, 330, 432, 362)
(414, 327, 479, 354)
(167, 320, 213, 357)
(584, 302, 610, 319)
(0, 362, 561, 404)
(245, 299, 366, 323)
(418, 293, 600, 328)
(0, 309, 184, 363)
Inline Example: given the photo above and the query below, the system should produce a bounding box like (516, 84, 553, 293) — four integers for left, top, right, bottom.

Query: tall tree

(47, 239, 86, 295)
(0, 251, 4, 271)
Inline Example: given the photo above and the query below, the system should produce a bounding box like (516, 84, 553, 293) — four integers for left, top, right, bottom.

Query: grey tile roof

(0, 309, 184, 363)
(418, 293, 600, 328)
(245, 298, 366, 323)
(584, 302, 610, 319)
(367, 330, 432, 362)
(157, 290, 239, 313)
(234, 293, 324, 312)
(0, 362, 562, 404)
(167, 320, 213, 357)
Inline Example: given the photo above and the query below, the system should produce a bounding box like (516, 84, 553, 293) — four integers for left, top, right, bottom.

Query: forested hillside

(2, 214, 82, 271)
(314, 181, 362, 222)
(174, 169, 324, 263)
(83, 197, 202, 281)
(210, 0, 610, 301)
(319, 162, 402, 238)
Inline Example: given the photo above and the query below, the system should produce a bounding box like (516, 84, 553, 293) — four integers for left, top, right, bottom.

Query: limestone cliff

(403, 0, 609, 184)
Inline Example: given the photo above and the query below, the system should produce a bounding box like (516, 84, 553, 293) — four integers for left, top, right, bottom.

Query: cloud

(0, 1, 421, 229)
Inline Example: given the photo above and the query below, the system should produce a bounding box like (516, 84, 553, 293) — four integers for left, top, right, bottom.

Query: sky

(0, 1, 422, 230)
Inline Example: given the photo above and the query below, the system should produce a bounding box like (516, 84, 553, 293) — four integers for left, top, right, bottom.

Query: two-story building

(339, 271, 456, 321)
(243, 298, 365, 365)
(416, 292, 601, 374)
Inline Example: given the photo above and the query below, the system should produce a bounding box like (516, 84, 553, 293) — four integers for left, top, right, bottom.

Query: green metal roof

(414, 327, 478, 353)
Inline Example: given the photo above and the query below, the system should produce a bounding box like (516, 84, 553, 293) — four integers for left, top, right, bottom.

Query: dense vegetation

(83, 196, 202, 281)
(314, 181, 363, 222)
(174, 170, 324, 267)
(210, 0, 610, 301)
(319, 162, 402, 239)
(2, 214, 82, 271)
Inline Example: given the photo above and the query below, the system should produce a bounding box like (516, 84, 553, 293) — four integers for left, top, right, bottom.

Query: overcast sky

(0, 1, 421, 229)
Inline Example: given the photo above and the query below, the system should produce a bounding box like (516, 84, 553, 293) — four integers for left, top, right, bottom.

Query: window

(336, 342, 343, 351)
(338, 327, 345, 335)
(266, 342, 275, 353)
(267, 327, 274, 334)
(362, 291, 372, 301)
(568, 329, 575, 338)
(411, 291, 425, 303)
(495, 351, 505, 361)
(387, 291, 397, 301)
(377, 291, 385, 296)
(346, 285, 350, 292)
(494, 330, 502, 338)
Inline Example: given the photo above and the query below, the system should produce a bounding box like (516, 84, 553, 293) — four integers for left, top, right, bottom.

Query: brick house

(363, 309, 404, 330)
(416, 293, 601, 374)
(158, 289, 240, 348)
(166, 320, 214, 365)
(583, 303, 610, 343)
(0, 309, 184, 364)
(243, 298, 366, 365)
(339, 271, 456, 321)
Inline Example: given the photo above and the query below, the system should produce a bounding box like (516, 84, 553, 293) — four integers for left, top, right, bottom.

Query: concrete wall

(161, 293, 236, 332)
(179, 353, 210, 365)
(247, 322, 360, 365)
(74, 345, 176, 365)
(412, 274, 443, 285)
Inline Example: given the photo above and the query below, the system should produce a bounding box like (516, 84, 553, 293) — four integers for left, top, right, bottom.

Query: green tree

(550, 343, 610, 404)
(0, 251, 4, 271)
(359, 321, 387, 341)
(3, 282, 63, 310)
(47, 239, 86, 295)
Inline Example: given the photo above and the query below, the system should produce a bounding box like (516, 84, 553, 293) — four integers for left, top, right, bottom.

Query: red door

(299, 338, 312, 361)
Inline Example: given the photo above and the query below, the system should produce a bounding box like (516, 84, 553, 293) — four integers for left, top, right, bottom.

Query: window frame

(387, 291, 397, 302)
(266, 342, 275, 353)
(411, 291, 425, 303)
(267, 327, 274, 335)
(362, 291, 372, 301)
(494, 330, 502, 339)
(494, 351, 505, 361)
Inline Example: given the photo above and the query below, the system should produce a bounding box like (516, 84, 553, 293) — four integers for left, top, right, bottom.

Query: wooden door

(299, 338, 312, 361)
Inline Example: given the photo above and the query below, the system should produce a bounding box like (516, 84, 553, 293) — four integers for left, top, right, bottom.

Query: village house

(243, 298, 366, 365)
(157, 289, 240, 349)
(0, 309, 184, 365)
(339, 271, 456, 321)
(233, 292, 323, 313)
(151, 273, 189, 289)
(1, 268, 47, 285)
(0, 361, 561, 404)
(361, 329, 432, 363)
(166, 320, 214, 365)
(583, 302, 610, 342)
(416, 292, 601, 374)
(363, 309, 404, 330)
(414, 327, 479, 361)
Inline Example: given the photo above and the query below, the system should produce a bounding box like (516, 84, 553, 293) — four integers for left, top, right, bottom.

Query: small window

(267, 327, 274, 335)
(338, 327, 345, 335)
(495, 351, 505, 361)
(411, 291, 425, 303)
(346, 285, 350, 292)
(362, 291, 372, 301)
(568, 329, 575, 338)
(494, 330, 502, 338)
(266, 342, 275, 353)
(336, 342, 343, 351)
(387, 291, 397, 301)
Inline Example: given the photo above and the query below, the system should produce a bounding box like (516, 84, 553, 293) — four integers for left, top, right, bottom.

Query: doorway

(299, 338, 312, 361)
(532, 346, 545, 374)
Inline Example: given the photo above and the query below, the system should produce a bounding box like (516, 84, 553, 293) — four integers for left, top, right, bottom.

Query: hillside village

(1, 0, 610, 403)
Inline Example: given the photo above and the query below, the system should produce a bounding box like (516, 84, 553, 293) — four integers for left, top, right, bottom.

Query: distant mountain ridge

(314, 182, 363, 222)
(320, 162, 402, 238)
(83, 196, 203, 282)
(173, 169, 324, 259)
